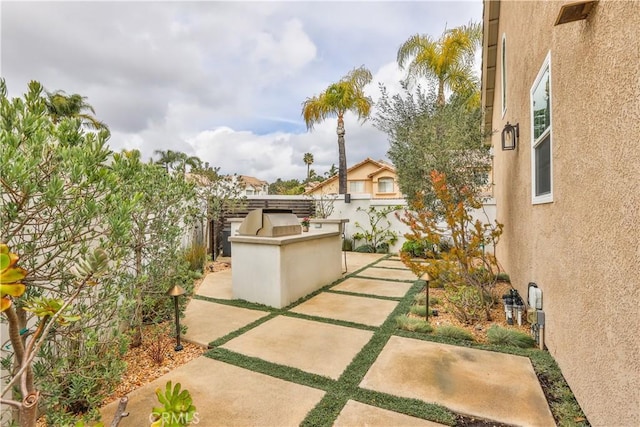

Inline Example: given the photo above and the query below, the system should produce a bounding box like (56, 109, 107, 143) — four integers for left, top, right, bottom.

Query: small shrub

(342, 238, 353, 251)
(184, 243, 207, 273)
(487, 325, 535, 348)
(413, 293, 440, 307)
(354, 244, 375, 253)
(147, 324, 169, 365)
(395, 315, 433, 333)
(401, 239, 436, 258)
(435, 325, 475, 342)
(375, 242, 390, 254)
(495, 272, 511, 283)
(410, 305, 427, 317)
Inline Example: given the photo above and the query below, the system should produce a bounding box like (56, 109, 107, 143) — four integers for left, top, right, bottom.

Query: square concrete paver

(101, 357, 324, 426)
(334, 400, 447, 427)
(221, 316, 373, 379)
(333, 277, 412, 298)
(375, 259, 410, 269)
(182, 299, 269, 347)
(344, 252, 386, 272)
(357, 266, 418, 282)
(360, 336, 555, 426)
(290, 292, 397, 327)
(196, 269, 233, 299)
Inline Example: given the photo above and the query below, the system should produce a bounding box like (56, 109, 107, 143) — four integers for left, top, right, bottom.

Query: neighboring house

(481, 1, 639, 425)
(238, 175, 268, 196)
(305, 158, 402, 199)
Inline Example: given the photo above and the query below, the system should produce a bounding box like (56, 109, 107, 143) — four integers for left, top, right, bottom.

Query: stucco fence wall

(312, 194, 497, 255)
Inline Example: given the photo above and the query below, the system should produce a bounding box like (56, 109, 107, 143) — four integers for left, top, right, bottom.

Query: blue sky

(1, 1, 483, 182)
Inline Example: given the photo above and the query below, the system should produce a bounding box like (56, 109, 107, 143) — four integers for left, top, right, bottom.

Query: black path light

(166, 284, 186, 351)
(421, 272, 431, 321)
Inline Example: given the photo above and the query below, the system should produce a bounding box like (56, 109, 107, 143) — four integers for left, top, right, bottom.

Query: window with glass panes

(530, 53, 552, 204)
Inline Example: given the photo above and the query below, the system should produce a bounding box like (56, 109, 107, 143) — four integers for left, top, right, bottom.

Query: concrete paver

(196, 269, 233, 299)
(357, 266, 418, 281)
(332, 276, 412, 298)
(375, 259, 410, 269)
(343, 252, 386, 273)
(290, 292, 398, 327)
(182, 299, 269, 347)
(360, 336, 555, 427)
(221, 315, 373, 379)
(100, 252, 556, 427)
(334, 400, 447, 427)
(101, 357, 325, 427)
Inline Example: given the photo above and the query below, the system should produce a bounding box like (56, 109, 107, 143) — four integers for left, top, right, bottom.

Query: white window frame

(530, 52, 553, 204)
(501, 33, 507, 117)
(377, 177, 394, 193)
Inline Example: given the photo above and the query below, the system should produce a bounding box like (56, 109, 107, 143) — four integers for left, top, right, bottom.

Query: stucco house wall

(306, 158, 402, 199)
(482, 1, 639, 425)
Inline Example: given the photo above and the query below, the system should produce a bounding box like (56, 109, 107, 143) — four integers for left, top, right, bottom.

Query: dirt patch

(411, 281, 531, 344)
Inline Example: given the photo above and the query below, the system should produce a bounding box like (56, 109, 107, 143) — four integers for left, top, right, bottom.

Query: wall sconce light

(501, 122, 519, 151)
(166, 284, 186, 351)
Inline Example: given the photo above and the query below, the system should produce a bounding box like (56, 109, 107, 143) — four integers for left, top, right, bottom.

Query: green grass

(197, 256, 586, 427)
(435, 325, 475, 342)
(487, 325, 535, 348)
(395, 314, 433, 333)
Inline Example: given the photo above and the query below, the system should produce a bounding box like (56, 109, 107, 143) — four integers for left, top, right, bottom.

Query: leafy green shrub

(375, 242, 390, 253)
(401, 239, 436, 258)
(429, 296, 441, 306)
(354, 244, 375, 253)
(183, 243, 207, 273)
(487, 325, 535, 348)
(435, 325, 475, 341)
(395, 315, 433, 333)
(413, 293, 440, 307)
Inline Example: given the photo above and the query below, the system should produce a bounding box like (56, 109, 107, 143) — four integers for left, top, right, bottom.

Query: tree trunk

(437, 79, 446, 107)
(336, 114, 347, 195)
(130, 245, 143, 348)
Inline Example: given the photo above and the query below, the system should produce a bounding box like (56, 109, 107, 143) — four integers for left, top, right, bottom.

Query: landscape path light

(166, 284, 186, 351)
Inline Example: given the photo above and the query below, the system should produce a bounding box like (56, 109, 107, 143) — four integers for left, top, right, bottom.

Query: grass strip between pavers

(205, 347, 335, 391)
(324, 288, 403, 302)
(299, 278, 457, 427)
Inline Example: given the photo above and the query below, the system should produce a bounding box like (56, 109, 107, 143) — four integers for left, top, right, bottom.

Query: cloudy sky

(1, 1, 482, 183)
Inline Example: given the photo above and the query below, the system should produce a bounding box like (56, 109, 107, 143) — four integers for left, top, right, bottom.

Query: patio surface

(101, 252, 555, 426)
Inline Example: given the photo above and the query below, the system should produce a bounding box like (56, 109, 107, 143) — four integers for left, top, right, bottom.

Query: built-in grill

(237, 208, 302, 237)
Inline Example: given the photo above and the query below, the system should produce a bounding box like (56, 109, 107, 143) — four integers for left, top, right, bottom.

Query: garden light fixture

(166, 284, 186, 352)
(501, 122, 519, 151)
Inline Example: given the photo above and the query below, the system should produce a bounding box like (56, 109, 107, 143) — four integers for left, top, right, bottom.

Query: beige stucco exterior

(305, 158, 402, 199)
(482, 1, 639, 425)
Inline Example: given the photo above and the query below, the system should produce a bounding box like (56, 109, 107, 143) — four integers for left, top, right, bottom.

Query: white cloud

(1, 0, 483, 184)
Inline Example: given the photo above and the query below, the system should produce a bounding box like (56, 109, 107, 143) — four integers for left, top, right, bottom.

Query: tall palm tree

(397, 21, 482, 107)
(302, 66, 373, 194)
(45, 90, 109, 132)
(154, 150, 202, 173)
(303, 152, 314, 179)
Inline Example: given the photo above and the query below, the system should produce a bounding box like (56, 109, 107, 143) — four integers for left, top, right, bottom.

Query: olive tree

(0, 80, 134, 425)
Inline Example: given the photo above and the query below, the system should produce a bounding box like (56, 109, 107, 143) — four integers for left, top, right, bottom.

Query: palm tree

(154, 150, 202, 173)
(303, 153, 314, 179)
(302, 66, 373, 194)
(45, 90, 109, 132)
(397, 21, 482, 107)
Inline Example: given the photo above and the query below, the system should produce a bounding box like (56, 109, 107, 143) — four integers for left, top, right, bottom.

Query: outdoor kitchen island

(228, 209, 347, 308)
